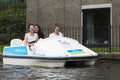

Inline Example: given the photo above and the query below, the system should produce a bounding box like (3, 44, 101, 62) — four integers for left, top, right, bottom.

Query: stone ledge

(98, 54, 120, 60)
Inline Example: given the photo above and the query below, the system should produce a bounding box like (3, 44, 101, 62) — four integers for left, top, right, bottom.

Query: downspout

(64, 0, 66, 28)
(37, 0, 39, 24)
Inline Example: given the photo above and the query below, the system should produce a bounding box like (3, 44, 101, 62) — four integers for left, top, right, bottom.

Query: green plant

(0, 44, 9, 53)
(0, 8, 26, 34)
(91, 48, 120, 52)
(0, 0, 26, 43)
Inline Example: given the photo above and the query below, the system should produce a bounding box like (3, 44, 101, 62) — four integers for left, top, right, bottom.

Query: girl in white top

(25, 33, 38, 43)
(24, 24, 39, 49)
(49, 32, 63, 38)
(49, 24, 64, 38)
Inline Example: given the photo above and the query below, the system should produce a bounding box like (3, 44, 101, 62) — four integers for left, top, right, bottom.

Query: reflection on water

(0, 60, 120, 80)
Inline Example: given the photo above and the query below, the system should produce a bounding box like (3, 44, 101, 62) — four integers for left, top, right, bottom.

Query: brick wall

(26, 0, 120, 46)
(26, 0, 82, 41)
(111, 0, 120, 47)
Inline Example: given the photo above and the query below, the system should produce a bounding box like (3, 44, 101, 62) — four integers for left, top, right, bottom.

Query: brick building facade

(26, 0, 120, 47)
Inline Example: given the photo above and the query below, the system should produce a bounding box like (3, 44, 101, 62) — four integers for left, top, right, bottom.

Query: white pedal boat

(3, 37, 98, 67)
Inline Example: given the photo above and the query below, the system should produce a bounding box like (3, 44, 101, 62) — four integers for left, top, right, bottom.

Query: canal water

(0, 60, 120, 80)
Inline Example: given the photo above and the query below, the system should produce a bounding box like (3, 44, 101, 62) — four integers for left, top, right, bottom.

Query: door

(83, 8, 110, 47)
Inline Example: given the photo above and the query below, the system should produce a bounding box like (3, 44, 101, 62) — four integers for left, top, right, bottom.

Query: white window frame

(81, 3, 112, 27)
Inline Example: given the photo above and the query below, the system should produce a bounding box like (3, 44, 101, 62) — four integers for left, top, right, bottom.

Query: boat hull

(3, 56, 65, 67)
(3, 55, 98, 67)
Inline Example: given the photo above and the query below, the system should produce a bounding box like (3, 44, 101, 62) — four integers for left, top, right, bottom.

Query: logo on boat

(67, 49, 85, 54)
(15, 49, 26, 53)
(58, 40, 70, 45)
(3, 46, 28, 55)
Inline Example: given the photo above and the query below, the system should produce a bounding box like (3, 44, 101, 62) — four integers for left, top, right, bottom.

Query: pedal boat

(2, 37, 98, 67)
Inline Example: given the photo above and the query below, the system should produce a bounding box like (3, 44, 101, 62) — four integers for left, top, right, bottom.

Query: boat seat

(10, 39, 23, 46)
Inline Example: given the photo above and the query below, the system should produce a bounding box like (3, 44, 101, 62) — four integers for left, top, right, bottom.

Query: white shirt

(25, 33, 38, 43)
(49, 32, 64, 38)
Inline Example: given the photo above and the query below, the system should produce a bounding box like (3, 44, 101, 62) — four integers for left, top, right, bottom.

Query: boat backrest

(10, 39, 23, 46)
(3, 45, 29, 55)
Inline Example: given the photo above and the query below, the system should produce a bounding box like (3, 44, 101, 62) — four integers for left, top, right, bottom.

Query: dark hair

(27, 23, 34, 32)
(34, 24, 41, 32)
(53, 23, 60, 30)
(54, 23, 60, 27)
(52, 23, 60, 32)
(34, 24, 45, 38)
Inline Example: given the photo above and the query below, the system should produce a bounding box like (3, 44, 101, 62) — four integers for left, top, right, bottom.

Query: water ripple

(0, 60, 120, 80)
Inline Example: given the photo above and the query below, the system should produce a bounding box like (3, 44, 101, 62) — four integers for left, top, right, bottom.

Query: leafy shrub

(0, 8, 26, 34)
(0, 0, 26, 43)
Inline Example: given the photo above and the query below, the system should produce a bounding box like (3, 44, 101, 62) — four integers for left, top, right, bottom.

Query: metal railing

(0, 26, 120, 53)
(43, 26, 120, 53)
(0, 0, 120, 53)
